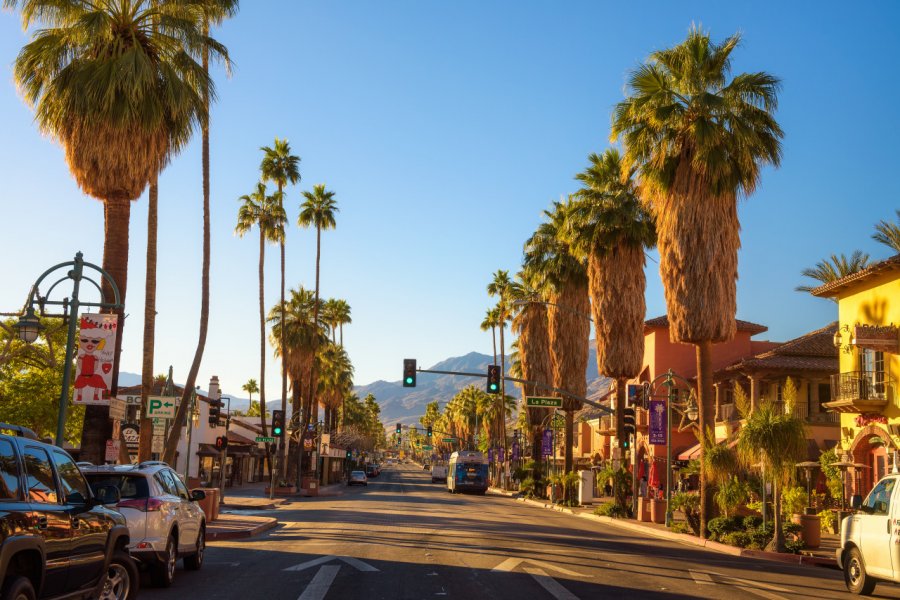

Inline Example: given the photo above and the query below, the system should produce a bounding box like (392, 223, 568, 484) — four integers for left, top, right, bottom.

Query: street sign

(441, 438, 456, 443)
(121, 424, 139, 448)
(256, 436, 276, 443)
(152, 418, 166, 435)
(105, 440, 120, 462)
(147, 396, 176, 419)
(151, 435, 164, 454)
(526, 396, 562, 408)
(108, 396, 126, 421)
(422, 445, 433, 451)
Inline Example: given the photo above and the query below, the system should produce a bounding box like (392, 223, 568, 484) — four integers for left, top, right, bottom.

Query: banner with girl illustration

(73, 313, 118, 405)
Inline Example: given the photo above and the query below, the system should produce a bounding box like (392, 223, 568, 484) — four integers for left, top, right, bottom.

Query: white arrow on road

(284, 555, 379, 573)
(491, 557, 591, 578)
(690, 570, 790, 600)
(286, 556, 379, 600)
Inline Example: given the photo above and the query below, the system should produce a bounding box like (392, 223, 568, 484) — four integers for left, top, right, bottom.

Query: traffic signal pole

(219, 396, 231, 506)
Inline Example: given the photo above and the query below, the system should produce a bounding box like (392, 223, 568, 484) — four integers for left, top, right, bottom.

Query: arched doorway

(850, 425, 897, 498)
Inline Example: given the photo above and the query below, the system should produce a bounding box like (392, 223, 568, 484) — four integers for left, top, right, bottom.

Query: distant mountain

(354, 344, 612, 427)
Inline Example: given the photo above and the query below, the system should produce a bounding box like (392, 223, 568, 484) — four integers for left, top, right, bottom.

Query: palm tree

(7, 0, 229, 463)
(242, 379, 259, 404)
(612, 27, 783, 537)
(321, 299, 342, 345)
(138, 175, 160, 462)
(333, 299, 352, 346)
(873, 210, 900, 253)
(317, 343, 354, 431)
(523, 201, 590, 475)
(168, 0, 239, 467)
(569, 148, 656, 468)
(234, 182, 286, 454)
(796, 251, 871, 301)
(487, 270, 514, 451)
(480, 307, 500, 365)
(298, 184, 339, 433)
(260, 137, 301, 477)
(737, 378, 807, 552)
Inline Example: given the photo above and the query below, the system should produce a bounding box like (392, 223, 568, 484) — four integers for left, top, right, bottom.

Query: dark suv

(0, 424, 137, 600)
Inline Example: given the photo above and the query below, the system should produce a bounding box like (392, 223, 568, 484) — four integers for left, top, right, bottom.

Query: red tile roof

(811, 254, 900, 297)
(644, 315, 768, 335)
(722, 322, 838, 375)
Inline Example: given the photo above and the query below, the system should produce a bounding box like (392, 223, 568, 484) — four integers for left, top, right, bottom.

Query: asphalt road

(139, 462, 900, 599)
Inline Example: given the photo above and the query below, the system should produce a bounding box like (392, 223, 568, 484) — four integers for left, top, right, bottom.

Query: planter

(650, 499, 667, 524)
(192, 487, 219, 521)
(792, 513, 821, 549)
(301, 476, 319, 497)
(637, 497, 652, 522)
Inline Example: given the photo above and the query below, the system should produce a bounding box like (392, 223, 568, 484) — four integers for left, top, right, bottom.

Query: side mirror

(850, 495, 863, 510)
(190, 489, 206, 502)
(94, 485, 121, 506)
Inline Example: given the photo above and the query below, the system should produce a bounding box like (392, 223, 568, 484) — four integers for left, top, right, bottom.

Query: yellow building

(813, 254, 900, 497)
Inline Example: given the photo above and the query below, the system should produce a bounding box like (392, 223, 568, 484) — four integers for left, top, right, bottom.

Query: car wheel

(99, 551, 138, 600)
(845, 547, 877, 595)
(152, 535, 177, 588)
(183, 527, 205, 571)
(2, 576, 36, 600)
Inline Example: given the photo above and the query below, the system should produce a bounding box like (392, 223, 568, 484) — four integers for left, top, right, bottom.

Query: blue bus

(447, 451, 488, 494)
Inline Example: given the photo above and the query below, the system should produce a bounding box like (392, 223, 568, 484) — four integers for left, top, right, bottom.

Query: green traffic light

(490, 384, 497, 391)
(274, 427, 282, 435)
(405, 377, 413, 384)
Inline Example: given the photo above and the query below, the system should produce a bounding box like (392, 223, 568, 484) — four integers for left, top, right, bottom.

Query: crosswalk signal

(214, 435, 228, 451)
(487, 365, 500, 394)
(403, 359, 416, 387)
(623, 406, 636, 438)
(272, 410, 285, 438)
(208, 399, 222, 427)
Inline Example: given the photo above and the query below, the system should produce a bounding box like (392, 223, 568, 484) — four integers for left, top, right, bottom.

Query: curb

(207, 517, 279, 541)
(513, 497, 838, 569)
(487, 487, 520, 498)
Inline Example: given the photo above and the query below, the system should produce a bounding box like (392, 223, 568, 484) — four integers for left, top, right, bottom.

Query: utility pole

(218, 394, 231, 506)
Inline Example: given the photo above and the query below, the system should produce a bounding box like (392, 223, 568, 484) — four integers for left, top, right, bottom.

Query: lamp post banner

(649, 399, 667, 445)
(73, 313, 118, 405)
(488, 448, 493, 463)
(542, 428, 553, 456)
(499, 446, 506, 462)
(512, 441, 519, 461)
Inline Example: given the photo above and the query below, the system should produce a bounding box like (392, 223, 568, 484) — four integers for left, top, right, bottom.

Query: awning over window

(677, 438, 735, 461)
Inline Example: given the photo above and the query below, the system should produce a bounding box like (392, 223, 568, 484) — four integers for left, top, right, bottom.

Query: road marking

(689, 571, 714, 585)
(689, 570, 789, 600)
(298, 565, 340, 600)
(492, 557, 590, 578)
(284, 555, 380, 573)
(523, 567, 579, 600)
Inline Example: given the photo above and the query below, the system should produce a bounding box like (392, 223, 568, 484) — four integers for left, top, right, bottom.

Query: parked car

(430, 464, 448, 484)
(81, 461, 206, 588)
(0, 422, 137, 600)
(365, 464, 378, 478)
(348, 471, 368, 486)
(838, 474, 900, 595)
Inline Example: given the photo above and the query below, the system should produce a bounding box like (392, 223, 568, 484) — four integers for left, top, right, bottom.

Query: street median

(207, 514, 279, 541)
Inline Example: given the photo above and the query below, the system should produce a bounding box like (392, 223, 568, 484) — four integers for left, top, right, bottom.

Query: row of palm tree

(428, 385, 515, 454)
(4, 0, 238, 463)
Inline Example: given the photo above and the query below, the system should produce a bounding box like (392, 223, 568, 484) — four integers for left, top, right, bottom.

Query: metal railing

(830, 371, 895, 402)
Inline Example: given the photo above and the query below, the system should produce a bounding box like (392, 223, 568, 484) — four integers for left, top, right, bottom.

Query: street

(138, 463, 895, 600)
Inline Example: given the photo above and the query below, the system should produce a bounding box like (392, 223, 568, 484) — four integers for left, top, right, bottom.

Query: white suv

(82, 461, 207, 587)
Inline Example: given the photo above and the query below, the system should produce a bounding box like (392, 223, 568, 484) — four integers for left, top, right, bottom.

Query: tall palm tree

(737, 378, 807, 552)
(138, 176, 160, 462)
(480, 307, 500, 365)
(260, 137, 301, 477)
(242, 379, 259, 404)
(234, 183, 286, 453)
(487, 270, 514, 451)
(168, 0, 239, 467)
(333, 299, 352, 346)
(321, 299, 342, 345)
(298, 184, 338, 436)
(612, 27, 783, 537)
(317, 343, 354, 431)
(7, 0, 229, 463)
(796, 251, 871, 301)
(523, 201, 590, 475)
(873, 210, 900, 253)
(569, 148, 656, 467)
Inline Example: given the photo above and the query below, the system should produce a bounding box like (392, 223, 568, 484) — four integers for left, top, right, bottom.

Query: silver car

(348, 470, 368, 486)
(82, 461, 206, 588)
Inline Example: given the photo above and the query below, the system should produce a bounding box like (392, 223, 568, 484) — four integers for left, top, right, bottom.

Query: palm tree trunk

(138, 175, 159, 462)
(258, 229, 270, 472)
(772, 479, 785, 552)
(311, 227, 323, 430)
(491, 325, 497, 366)
(80, 197, 131, 464)
(279, 181, 288, 480)
(697, 340, 715, 539)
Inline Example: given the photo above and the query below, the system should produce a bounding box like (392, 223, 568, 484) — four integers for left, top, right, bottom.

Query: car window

(168, 470, 190, 501)
(155, 470, 178, 496)
(864, 478, 896, 515)
(53, 451, 90, 505)
(23, 446, 59, 504)
(84, 474, 149, 499)
(0, 440, 21, 501)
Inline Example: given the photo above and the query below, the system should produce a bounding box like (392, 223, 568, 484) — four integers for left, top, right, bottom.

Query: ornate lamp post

(14, 252, 121, 447)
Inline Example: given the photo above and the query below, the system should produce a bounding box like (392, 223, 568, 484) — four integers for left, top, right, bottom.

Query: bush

(722, 531, 751, 548)
(670, 492, 700, 536)
(707, 516, 744, 540)
(743, 515, 762, 529)
(715, 476, 750, 517)
(781, 486, 809, 519)
(783, 522, 802, 537)
(784, 538, 806, 554)
(818, 509, 836, 534)
(669, 522, 694, 535)
(594, 502, 630, 519)
(748, 523, 773, 550)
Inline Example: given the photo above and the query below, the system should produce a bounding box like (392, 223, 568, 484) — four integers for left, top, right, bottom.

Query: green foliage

(743, 515, 762, 529)
(722, 531, 751, 548)
(715, 476, 750, 517)
(669, 522, 693, 535)
(594, 502, 630, 518)
(819, 447, 844, 500)
(707, 516, 744, 540)
(784, 538, 806, 554)
(781, 486, 809, 519)
(599, 464, 632, 511)
(670, 492, 701, 536)
(703, 428, 738, 484)
(818, 509, 836, 534)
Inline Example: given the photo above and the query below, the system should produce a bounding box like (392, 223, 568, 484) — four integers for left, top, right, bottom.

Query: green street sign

(526, 396, 562, 407)
(255, 436, 276, 443)
(422, 445, 433, 450)
(442, 438, 456, 443)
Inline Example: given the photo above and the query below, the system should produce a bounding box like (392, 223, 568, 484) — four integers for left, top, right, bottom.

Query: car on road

(838, 474, 900, 594)
(81, 461, 206, 589)
(365, 464, 379, 478)
(430, 464, 448, 484)
(423, 463, 431, 471)
(348, 471, 368, 486)
(0, 423, 137, 600)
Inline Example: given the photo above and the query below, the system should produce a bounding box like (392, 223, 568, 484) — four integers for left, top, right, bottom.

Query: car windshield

(85, 474, 150, 499)
(351, 471, 366, 477)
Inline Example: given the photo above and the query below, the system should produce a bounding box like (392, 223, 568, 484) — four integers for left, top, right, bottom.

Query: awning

(197, 443, 220, 458)
(677, 438, 735, 461)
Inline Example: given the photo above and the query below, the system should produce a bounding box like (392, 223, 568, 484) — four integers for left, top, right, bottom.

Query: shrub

(722, 531, 751, 548)
(783, 522, 802, 537)
(715, 476, 750, 517)
(669, 522, 694, 535)
(707, 516, 744, 540)
(670, 492, 701, 536)
(818, 509, 836, 534)
(594, 502, 630, 518)
(781, 486, 809, 519)
(748, 523, 773, 550)
(784, 538, 806, 554)
(742, 515, 762, 529)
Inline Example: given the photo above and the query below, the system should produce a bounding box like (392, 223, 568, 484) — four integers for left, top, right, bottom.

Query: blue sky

(1, 1, 898, 400)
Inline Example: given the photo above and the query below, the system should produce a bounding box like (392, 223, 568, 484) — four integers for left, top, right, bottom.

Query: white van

(838, 474, 900, 594)
(430, 464, 447, 483)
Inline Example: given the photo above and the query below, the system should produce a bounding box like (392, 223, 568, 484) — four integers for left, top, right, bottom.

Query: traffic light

(272, 410, 285, 438)
(208, 399, 222, 427)
(396, 423, 402, 435)
(427, 425, 432, 438)
(403, 359, 416, 387)
(623, 406, 636, 438)
(214, 435, 228, 451)
(486, 365, 500, 394)
(346, 449, 352, 459)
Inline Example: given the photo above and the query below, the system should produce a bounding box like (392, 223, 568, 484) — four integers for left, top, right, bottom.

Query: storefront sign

(854, 324, 899, 352)
(649, 399, 667, 446)
(73, 313, 118, 405)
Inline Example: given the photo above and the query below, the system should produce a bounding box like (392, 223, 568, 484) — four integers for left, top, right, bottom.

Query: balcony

(823, 371, 895, 414)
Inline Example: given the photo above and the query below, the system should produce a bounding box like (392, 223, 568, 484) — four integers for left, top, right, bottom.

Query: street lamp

(13, 252, 121, 447)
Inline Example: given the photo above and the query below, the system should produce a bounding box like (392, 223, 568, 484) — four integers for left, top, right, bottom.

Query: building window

(819, 383, 832, 404)
(860, 349, 887, 398)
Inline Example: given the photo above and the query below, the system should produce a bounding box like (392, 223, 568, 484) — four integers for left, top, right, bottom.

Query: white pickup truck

(838, 474, 899, 594)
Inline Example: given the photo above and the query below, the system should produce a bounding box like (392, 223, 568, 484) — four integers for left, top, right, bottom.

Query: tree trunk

(81, 197, 131, 464)
(279, 182, 287, 480)
(257, 229, 270, 473)
(771, 479, 785, 552)
(303, 225, 323, 479)
(696, 340, 715, 540)
(615, 378, 626, 452)
(138, 175, 159, 462)
(491, 325, 497, 366)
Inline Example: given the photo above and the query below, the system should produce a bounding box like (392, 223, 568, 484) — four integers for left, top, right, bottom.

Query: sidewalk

(489, 488, 838, 569)
(207, 513, 279, 541)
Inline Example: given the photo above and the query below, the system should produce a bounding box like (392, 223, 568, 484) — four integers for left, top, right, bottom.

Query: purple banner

(542, 428, 553, 456)
(511, 441, 519, 461)
(488, 448, 494, 463)
(649, 399, 667, 445)
(499, 446, 506, 462)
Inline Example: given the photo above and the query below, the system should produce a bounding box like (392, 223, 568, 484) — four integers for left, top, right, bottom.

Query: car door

(169, 470, 201, 548)
(156, 469, 192, 552)
(22, 444, 70, 597)
(857, 477, 897, 578)
(53, 450, 107, 591)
